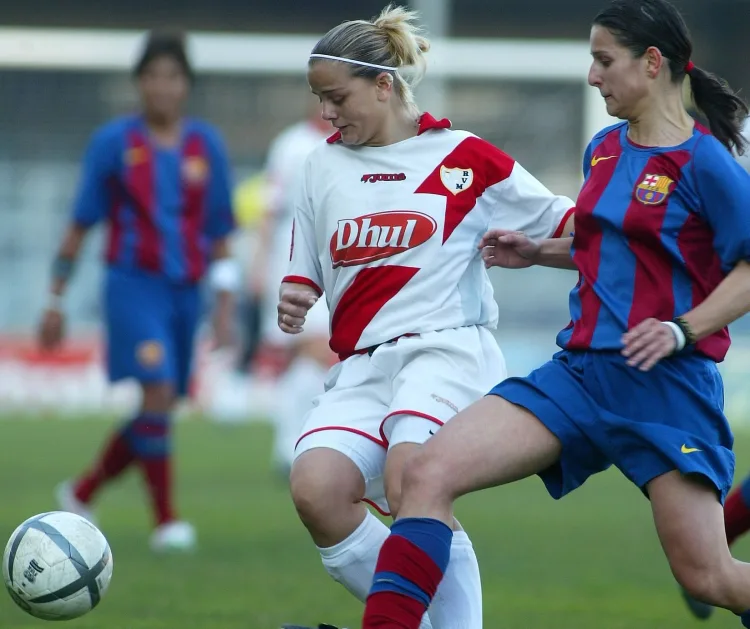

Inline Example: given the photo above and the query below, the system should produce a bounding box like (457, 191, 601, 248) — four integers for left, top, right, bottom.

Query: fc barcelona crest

(182, 156, 208, 184)
(635, 173, 674, 206)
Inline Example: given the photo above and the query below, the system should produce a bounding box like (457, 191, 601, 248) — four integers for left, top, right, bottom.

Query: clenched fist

(278, 283, 320, 335)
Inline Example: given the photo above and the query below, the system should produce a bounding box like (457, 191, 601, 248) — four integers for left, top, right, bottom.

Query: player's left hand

(478, 229, 540, 269)
(278, 284, 318, 335)
(621, 318, 677, 371)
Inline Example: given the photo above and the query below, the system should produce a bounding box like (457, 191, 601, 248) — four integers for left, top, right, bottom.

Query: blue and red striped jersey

(72, 115, 235, 283)
(557, 122, 750, 362)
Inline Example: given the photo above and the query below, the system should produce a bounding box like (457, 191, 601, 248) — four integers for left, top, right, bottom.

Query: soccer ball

(2, 511, 113, 620)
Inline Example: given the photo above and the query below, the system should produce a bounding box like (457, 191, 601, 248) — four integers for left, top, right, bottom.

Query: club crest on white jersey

(440, 166, 474, 195)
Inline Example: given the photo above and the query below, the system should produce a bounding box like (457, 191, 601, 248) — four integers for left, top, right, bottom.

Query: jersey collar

(325, 112, 452, 144)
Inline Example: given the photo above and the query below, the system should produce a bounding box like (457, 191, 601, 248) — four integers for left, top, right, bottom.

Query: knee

(289, 453, 364, 531)
(672, 560, 731, 607)
(289, 471, 327, 528)
(141, 382, 176, 413)
(401, 447, 452, 503)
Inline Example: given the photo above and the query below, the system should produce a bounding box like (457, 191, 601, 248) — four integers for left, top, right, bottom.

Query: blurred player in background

(233, 171, 269, 372)
(738, 116, 750, 172)
(278, 5, 574, 628)
(250, 96, 334, 477)
(359, 0, 750, 627)
(37, 30, 237, 552)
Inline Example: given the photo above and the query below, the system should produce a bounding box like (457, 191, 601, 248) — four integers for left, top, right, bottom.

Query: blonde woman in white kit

(277, 5, 575, 629)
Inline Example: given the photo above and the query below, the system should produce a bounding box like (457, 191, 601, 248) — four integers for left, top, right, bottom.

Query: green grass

(0, 417, 747, 629)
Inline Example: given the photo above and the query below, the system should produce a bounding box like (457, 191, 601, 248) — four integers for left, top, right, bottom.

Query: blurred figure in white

(738, 117, 750, 172)
(252, 97, 335, 477)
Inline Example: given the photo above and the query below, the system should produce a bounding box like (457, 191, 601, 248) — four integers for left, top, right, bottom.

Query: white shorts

(294, 325, 507, 515)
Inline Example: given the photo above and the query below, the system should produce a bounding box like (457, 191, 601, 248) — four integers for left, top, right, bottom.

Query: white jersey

(284, 113, 574, 359)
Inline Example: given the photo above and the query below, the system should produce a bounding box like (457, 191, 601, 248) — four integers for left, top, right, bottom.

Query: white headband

(309, 53, 398, 71)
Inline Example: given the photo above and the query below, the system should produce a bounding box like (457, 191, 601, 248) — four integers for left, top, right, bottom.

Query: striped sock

(124, 413, 175, 526)
(74, 424, 136, 503)
(363, 518, 452, 629)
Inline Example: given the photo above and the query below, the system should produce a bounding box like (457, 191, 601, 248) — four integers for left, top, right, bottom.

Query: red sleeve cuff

(282, 275, 323, 296)
(552, 207, 575, 238)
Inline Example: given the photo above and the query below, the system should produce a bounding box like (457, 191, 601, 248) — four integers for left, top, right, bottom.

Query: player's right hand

(478, 229, 541, 269)
(278, 284, 319, 335)
(38, 308, 65, 350)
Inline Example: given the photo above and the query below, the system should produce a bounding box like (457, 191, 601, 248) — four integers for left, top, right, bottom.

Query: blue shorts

(104, 267, 202, 396)
(489, 350, 735, 502)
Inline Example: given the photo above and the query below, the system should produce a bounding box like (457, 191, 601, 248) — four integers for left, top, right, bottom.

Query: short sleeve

(487, 161, 575, 240)
(72, 126, 119, 227)
(282, 158, 324, 295)
(694, 135, 750, 271)
(203, 126, 236, 240)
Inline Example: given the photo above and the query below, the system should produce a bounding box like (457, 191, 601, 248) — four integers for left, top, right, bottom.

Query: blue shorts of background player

(105, 267, 201, 397)
(490, 349, 735, 503)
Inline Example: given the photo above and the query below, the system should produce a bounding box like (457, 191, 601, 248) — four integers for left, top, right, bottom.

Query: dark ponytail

(594, 0, 749, 154)
(687, 65, 749, 155)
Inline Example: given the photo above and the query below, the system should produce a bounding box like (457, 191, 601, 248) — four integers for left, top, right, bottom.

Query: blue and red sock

(363, 517, 452, 629)
(123, 413, 175, 526)
(74, 421, 137, 503)
(75, 412, 175, 526)
(725, 475, 750, 546)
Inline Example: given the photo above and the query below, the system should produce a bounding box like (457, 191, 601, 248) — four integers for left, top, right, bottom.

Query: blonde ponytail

(373, 4, 430, 90)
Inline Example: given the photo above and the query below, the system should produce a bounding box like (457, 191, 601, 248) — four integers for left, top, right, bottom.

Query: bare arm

(535, 236, 577, 270)
(38, 223, 90, 350)
(622, 261, 750, 371)
(50, 224, 89, 297)
(680, 260, 750, 340)
(479, 225, 578, 271)
(533, 210, 576, 268)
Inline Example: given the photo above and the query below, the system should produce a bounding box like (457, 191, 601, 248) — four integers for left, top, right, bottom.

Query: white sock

(272, 356, 327, 470)
(429, 531, 482, 629)
(318, 512, 433, 629)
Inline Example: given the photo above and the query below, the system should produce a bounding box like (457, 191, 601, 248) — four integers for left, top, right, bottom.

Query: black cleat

(680, 586, 714, 620)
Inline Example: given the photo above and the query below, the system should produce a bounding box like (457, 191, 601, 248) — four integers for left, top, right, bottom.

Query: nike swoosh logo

(681, 444, 701, 454)
(591, 155, 617, 166)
